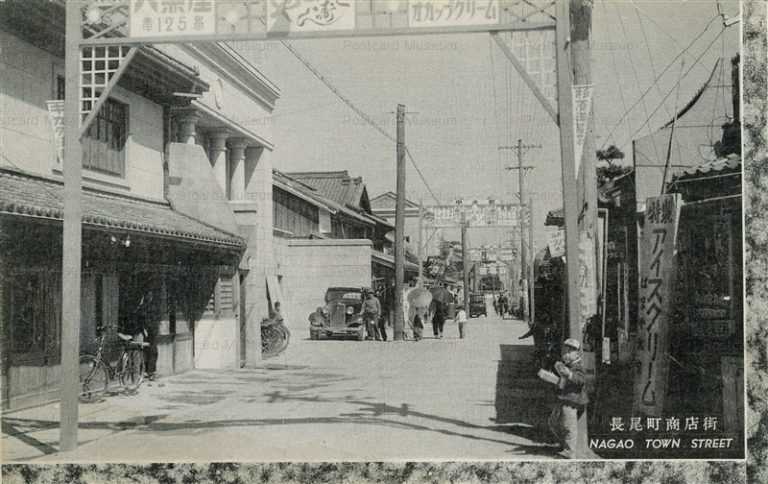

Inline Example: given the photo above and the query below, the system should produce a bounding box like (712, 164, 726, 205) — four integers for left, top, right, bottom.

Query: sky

(232, 0, 739, 250)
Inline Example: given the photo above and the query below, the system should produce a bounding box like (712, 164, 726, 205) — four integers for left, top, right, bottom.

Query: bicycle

(261, 317, 290, 358)
(79, 327, 148, 402)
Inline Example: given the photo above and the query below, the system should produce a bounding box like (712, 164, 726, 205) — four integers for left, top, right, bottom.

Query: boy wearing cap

(548, 337, 588, 458)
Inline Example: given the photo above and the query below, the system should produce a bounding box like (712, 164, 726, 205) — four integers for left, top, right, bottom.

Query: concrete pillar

(241, 146, 274, 366)
(208, 130, 229, 196)
(176, 111, 200, 145)
(228, 138, 248, 201)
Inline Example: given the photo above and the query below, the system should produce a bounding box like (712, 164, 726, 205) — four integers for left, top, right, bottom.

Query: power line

(599, 14, 722, 151)
(599, 0, 632, 146)
(617, 26, 728, 150)
(265, 28, 442, 206)
(613, 1, 664, 166)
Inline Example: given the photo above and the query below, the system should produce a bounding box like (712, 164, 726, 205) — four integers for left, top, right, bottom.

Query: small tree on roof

(596, 144, 625, 165)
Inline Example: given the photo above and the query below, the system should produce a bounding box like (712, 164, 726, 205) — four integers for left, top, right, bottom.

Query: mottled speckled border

(1, 1, 765, 482)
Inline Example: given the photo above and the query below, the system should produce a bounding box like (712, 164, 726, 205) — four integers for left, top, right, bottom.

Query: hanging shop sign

(408, 0, 500, 28)
(572, 83, 593, 179)
(130, 0, 217, 37)
(634, 193, 682, 416)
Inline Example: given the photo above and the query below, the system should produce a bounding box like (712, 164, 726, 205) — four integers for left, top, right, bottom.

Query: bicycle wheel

(79, 355, 109, 402)
(120, 349, 144, 391)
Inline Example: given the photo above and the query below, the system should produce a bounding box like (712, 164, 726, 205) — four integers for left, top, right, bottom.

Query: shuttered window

(82, 98, 128, 177)
(204, 275, 236, 318)
(6, 271, 61, 363)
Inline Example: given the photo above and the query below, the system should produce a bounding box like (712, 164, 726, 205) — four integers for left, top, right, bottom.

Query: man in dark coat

(431, 299, 446, 338)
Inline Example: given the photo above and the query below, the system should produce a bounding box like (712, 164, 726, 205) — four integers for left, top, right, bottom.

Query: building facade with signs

(0, 1, 279, 409)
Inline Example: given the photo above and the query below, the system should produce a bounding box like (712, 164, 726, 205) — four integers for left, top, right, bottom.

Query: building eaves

(0, 169, 244, 249)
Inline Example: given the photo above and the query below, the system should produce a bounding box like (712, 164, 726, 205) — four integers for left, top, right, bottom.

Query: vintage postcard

(0, 0, 749, 464)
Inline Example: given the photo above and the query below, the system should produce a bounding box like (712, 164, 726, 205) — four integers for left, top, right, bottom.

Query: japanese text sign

(635, 194, 681, 416)
(428, 200, 521, 228)
(129, 0, 216, 37)
(572, 83, 593, 179)
(408, 0, 500, 27)
(268, 0, 356, 33)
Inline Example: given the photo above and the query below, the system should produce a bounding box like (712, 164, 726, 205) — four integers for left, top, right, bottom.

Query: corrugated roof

(0, 169, 244, 248)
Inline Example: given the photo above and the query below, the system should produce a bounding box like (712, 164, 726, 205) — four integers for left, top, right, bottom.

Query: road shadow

(2, 414, 166, 458)
(494, 344, 557, 445)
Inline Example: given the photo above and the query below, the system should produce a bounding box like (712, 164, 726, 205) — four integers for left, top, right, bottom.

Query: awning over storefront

(0, 169, 245, 249)
(371, 250, 419, 273)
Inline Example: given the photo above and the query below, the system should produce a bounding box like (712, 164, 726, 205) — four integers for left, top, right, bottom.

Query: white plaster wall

(158, 44, 274, 140)
(194, 317, 239, 369)
(0, 31, 165, 200)
(278, 239, 373, 336)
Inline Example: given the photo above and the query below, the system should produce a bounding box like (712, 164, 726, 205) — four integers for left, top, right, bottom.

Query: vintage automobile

(469, 292, 487, 318)
(309, 287, 366, 341)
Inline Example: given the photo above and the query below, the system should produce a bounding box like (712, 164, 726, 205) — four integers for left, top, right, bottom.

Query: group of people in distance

(358, 283, 469, 342)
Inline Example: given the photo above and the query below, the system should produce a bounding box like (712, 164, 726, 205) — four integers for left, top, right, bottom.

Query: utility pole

(461, 212, 470, 313)
(417, 198, 424, 287)
(500, 139, 540, 319)
(528, 196, 535, 326)
(61, 1, 83, 452)
(393, 104, 406, 341)
(555, 0, 597, 458)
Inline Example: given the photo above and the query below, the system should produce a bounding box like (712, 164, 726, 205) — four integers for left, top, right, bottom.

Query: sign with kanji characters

(46, 100, 65, 164)
(268, 0, 357, 33)
(428, 200, 521, 228)
(129, 0, 216, 37)
(572, 83, 593, 179)
(408, 0, 500, 28)
(635, 194, 681, 416)
(548, 228, 565, 258)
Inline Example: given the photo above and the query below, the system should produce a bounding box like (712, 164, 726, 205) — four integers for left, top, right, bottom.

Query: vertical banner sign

(408, 0, 500, 27)
(572, 84, 593, 179)
(578, 232, 597, 330)
(130, 0, 217, 37)
(635, 194, 681, 415)
(268, 0, 357, 33)
(46, 100, 65, 164)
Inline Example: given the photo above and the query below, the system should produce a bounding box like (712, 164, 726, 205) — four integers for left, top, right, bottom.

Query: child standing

(548, 338, 588, 458)
(455, 305, 467, 339)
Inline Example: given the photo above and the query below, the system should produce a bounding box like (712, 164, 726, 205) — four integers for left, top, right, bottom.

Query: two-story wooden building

(0, 1, 279, 409)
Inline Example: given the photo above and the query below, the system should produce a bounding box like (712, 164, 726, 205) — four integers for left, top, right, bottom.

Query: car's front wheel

(356, 327, 365, 341)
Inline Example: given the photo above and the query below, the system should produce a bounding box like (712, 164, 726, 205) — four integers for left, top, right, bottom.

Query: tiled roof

(370, 191, 421, 210)
(675, 155, 741, 180)
(0, 169, 244, 248)
(285, 171, 392, 228)
(286, 171, 365, 208)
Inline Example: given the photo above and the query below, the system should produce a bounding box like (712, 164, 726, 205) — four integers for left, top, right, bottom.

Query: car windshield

(326, 290, 362, 302)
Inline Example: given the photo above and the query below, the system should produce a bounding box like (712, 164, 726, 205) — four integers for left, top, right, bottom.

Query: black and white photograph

(0, 0, 759, 473)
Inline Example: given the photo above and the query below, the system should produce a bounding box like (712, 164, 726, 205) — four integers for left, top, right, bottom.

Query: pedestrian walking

(412, 311, 424, 341)
(360, 288, 382, 341)
(376, 288, 388, 341)
(455, 305, 467, 339)
(431, 299, 446, 338)
(547, 338, 588, 458)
